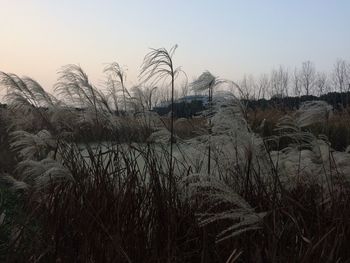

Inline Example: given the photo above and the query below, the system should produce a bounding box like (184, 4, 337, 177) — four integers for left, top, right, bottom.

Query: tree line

(235, 58, 350, 100)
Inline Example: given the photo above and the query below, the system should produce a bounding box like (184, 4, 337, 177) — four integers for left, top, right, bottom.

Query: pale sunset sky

(1, 0, 349, 91)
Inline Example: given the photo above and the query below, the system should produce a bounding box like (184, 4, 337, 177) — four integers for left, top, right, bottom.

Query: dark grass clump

(5, 143, 204, 262)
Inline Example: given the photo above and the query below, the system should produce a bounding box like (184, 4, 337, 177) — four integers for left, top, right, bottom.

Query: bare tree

(239, 74, 255, 100)
(257, 74, 269, 99)
(315, 72, 328, 96)
(270, 66, 289, 98)
(292, 67, 301, 97)
(300, 61, 315, 96)
(332, 59, 349, 93)
(348, 62, 350, 92)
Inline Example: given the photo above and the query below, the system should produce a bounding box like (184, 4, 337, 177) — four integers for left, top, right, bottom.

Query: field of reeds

(1, 47, 350, 262)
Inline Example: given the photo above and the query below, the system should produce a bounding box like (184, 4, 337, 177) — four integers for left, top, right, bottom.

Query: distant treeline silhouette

(152, 91, 350, 118)
(246, 91, 350, 111)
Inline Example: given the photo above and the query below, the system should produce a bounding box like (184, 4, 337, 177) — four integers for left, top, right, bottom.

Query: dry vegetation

(1, 47, 350, 263)
(249, 107, 350, 151)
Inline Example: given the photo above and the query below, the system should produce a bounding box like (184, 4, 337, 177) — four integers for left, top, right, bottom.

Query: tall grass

(8, 143, 199, 262)
(1, 47, 350, 262)
(139, 45, 182, 261)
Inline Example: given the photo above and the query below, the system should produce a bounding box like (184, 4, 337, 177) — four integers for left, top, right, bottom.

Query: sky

(0, 0, 350, 92)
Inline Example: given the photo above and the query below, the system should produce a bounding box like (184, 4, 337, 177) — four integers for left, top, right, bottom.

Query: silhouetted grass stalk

(139, 45, 182, 261)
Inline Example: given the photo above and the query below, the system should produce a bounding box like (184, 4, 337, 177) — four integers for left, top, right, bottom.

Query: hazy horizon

(1, 0, 350, 91)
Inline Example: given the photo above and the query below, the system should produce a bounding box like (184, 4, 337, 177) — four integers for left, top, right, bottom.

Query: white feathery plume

(191, 71, 216, 92)
(189, 173, 267, 242)
(14, 158, 73, 191)
(103, 62, 130, 113)
(0, 174, 29, 191)
(0, 72, 55, 107)
(139, 45, 181, 87)
(295, 100, 332, 128)
(55, 64, 113, 118)
(10, 130, 56, 160)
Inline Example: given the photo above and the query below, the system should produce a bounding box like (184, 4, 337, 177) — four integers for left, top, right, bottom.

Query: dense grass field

(1, 49, 350, 262)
